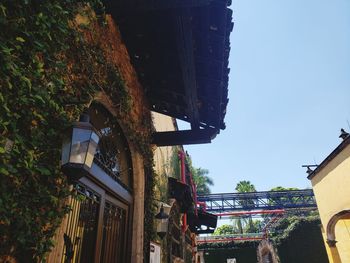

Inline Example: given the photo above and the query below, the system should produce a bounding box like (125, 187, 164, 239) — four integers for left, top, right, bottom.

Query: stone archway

(257, 240, 280, 263)
(326, 209, 350, 246)
(94, 96, 146, 262)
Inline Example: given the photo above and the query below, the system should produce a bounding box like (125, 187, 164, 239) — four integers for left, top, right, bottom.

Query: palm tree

(186, 153, 214, 195)
(192, 167, 213, 195)
(235, 180, 256, 193)
(234, 181, 257, 233)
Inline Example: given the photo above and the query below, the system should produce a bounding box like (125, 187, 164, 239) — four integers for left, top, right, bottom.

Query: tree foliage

(270, 186, 299, 191)
(186, 153, 213, 195)
(213, 224, 238, 235)
(232, 181, 257, 233)
(192, 167, 213, 195)
(235, 180, 256, 193)
(268, 186, 300, 207)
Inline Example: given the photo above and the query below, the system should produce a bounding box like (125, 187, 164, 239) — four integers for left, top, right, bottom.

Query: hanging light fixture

(155, 205, 169, 239)
(61, 112, 100, 182)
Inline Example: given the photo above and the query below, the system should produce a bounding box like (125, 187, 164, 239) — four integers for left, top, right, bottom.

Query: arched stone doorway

(47, 102, 145, 263)
(257, 240, 280, 263)
(325, 209, 350, 262)
(326, 209, 350, 246)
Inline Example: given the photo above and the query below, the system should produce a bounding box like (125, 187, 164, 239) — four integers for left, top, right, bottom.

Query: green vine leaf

(0, 167, 9, 175)
(15, 37, 25, 43)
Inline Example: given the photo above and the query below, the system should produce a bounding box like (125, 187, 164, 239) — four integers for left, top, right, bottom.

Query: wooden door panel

(100, 195, 129, 263)
(61, 183, 102, 263)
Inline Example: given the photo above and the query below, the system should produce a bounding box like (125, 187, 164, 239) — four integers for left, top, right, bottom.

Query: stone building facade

(0, 1, 232, 262)
(308, 132, 350, 263)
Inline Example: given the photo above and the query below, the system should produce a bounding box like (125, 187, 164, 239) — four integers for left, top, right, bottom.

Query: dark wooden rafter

(194, 1, 230, 129)
(149, 89, 187, 108)
(152, 128, 218, 146)
(108, 0, 233, 145)
(106, 0, 211, 12)
(175, 8, 200, 129)
(138, 0, 211, 11)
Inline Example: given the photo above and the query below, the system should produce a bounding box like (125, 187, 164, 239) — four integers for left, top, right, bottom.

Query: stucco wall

(310, 143, 350, 262)
(334, 219, 350, 261)
(152, 112, 178, 177)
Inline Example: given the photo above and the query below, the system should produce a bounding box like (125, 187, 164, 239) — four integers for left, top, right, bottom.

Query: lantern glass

(155, 205, 169, 239)
(156, 218, 168, 239)
(70, 128, 93, 165)
(61, 114, 101, 182)
(85, 132, 99, 167)
(61, 136, 71, 165)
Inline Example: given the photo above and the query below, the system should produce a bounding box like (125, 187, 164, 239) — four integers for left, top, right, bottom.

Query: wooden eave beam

(151, 105, 191, 123)
(118, 0, 211, 11)
(152, 128, 218, 146)
(148, 89, 187, 102)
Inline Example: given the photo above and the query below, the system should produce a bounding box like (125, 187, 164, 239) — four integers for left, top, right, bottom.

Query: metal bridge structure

(197, 233, 265, 244)
(196, 189, 318, 244)
(197, 189, 316, 213)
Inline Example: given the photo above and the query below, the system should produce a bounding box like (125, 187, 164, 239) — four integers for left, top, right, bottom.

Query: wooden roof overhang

(106, 0, 233, 145)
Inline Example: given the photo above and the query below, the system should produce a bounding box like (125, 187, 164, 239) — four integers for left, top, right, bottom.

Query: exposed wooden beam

(175, 9, 200, 129)
(108, 0, 211, 12)
(152, 128, 218, 146)
(148, 90, 187, 106)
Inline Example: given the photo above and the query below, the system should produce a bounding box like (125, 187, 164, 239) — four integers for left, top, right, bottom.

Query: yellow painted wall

(310, 143, 350, 263)
(152, 112, 178, 177)
(335, 219, 350, 262)
(320, 225, 342, 263)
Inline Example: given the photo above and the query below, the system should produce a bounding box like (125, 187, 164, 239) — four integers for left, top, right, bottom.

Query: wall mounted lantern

(155, 205, 169, 239)
(61, 112, 100, 182)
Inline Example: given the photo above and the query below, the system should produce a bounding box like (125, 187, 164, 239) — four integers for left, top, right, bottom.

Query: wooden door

(61, 182, 102, 263)
(99, 195, 129, 263)
(59, 181, 130, 263)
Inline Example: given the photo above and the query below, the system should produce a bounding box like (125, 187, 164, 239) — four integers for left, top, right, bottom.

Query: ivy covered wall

(199, 217, 328, 263)
(200, 241, 259, 263)
(0, 1, 154, 261)
(274, 217, 329, 263)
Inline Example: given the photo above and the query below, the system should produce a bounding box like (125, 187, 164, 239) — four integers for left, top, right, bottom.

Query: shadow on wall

(275, 219, 329, 263)
(202, 242, 259, 263)
(201, 218, 329, 263)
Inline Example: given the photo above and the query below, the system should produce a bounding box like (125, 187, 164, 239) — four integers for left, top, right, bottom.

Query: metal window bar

(62, 184, 100, 263)
(100, 201, 127, 263)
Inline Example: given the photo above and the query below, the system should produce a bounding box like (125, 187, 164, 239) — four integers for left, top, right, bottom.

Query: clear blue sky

(181, 0, 350, 193)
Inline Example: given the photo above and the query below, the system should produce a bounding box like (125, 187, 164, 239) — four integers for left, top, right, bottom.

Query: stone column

(131, 152, 145, 263)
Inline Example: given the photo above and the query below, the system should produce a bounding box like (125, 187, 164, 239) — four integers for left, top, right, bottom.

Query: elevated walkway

(197, 233, 264, 243)
(196, 189, 318, 244)
(197, 189, 316, 212)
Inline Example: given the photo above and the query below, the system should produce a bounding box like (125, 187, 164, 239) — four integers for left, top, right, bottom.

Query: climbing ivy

(272, 216, 329, 263)
(0, 0, 154, 261)
(270, 215, 321, 245)
(144, 166, 157, 263)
